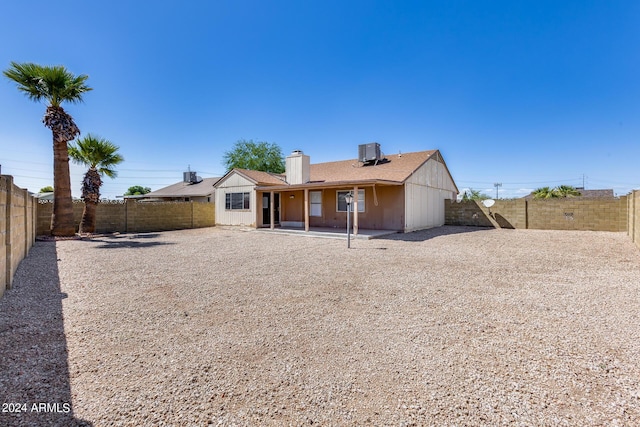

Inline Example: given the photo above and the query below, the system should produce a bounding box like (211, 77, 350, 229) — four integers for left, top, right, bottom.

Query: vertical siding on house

(215, 173, 257, 226)
(404, 158, 457, 232)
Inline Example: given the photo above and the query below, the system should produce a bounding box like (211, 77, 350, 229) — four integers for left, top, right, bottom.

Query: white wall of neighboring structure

(404, 158, 457, 232)
(214, 173, 257, 226)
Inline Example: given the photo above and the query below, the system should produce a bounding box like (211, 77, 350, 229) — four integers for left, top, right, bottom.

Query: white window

(337, 190, 364, 212)
(225, 192, 250, 210)
(309, 191, 322, 217)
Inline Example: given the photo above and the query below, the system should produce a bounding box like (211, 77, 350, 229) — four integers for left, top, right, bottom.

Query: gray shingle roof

(144, 177, 221, 198)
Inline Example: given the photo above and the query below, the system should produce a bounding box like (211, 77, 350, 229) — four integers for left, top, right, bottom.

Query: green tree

(39, 185, 54, 193)
(4, 62, 92, 236)
(461, 188, 491, 201)
(223, 139, 285, 173)
(68, 134, 124, 233)
(124, 185, 151, 196)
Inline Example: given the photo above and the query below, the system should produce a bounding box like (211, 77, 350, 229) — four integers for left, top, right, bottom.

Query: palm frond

(68, 134, 124, 177)
(3, 61, 92, 107)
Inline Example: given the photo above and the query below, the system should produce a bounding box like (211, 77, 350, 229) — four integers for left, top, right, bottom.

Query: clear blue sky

(1, 0, 638, 199)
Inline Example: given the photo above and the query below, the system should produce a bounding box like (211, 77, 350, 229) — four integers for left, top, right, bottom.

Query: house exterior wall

(214, 173, 257, 226)
(404, 158, 457, 232)
(303, 186, 405, 231)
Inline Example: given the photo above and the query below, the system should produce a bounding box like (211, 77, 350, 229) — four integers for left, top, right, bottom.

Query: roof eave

(255, 179, 404, 191)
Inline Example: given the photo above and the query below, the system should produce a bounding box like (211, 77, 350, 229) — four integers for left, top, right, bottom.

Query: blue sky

(1, 0, 638, 199)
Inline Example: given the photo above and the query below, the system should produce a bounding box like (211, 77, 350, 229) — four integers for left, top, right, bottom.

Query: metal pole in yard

(345, 192, 353, 248)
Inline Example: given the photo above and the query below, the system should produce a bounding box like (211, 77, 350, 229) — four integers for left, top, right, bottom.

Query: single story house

(214, 145, 458, 234)
(125, 173, 220, 203)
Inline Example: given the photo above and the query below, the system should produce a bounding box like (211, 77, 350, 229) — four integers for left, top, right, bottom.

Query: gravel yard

(2, 226, 640, 426)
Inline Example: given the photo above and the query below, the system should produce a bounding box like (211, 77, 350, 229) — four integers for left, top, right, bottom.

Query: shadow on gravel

(0, 241, 92, 427)
(83, 234, 174, 249)
(379, 225, 494, 242)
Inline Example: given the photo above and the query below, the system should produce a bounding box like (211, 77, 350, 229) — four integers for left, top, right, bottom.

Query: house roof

(308, 150, 438, 183)
(232, 169, 287, 185)
(143, 177, 221, 198)
(217, 150, 458, 193)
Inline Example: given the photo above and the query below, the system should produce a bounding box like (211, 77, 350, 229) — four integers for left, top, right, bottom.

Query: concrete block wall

(446, 197, 628, 232)
(629, 190, 640, 250)
(37, 200, 215, 235)
(1, 175, 37, 297)
(527, 198, 627, 231)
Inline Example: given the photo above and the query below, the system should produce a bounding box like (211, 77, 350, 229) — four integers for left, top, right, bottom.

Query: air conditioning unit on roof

(358, 142, 382, 164)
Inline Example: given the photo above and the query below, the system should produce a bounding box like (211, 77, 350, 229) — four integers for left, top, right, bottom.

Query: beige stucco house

(214, 147, 458, 234)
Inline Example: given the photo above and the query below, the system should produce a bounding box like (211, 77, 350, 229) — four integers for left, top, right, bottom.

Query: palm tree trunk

(44, 105, 80, 237)
(51, 137, 76, 236)
(79, 168, 102, 234)
(79, 201, 98, 234)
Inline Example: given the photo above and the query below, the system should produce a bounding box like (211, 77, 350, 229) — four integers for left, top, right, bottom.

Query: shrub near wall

(1, 175, 37, 296)
(38, 200, 215, 235)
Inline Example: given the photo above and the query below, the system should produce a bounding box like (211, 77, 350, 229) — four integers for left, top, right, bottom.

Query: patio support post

(353, 186, 359, 235)
(304, 188, 309, 232)
(270, 190, 275, 230)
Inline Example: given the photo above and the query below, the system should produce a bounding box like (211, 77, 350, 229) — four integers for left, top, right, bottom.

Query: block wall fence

(629, 190, 640, 250)
(1, 175, 37, 297)
(445, 197, 629, 232)
(37, 199, 215, 235)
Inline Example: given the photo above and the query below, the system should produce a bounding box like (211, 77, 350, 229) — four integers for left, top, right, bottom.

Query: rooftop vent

(358, 142, 383, 165)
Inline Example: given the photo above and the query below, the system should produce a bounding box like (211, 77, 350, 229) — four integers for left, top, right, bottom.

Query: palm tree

(3, 62, 92, 236)
(555, 185, 581, 197)
(68, 134, 124, 233)
(532, 186, 558, 199)
(533, 185, 582, 199)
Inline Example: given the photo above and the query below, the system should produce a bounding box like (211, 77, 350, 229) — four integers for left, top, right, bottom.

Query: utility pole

(494, 182, 502, 199)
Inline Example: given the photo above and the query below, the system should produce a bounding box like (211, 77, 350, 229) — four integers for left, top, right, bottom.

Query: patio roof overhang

(254, 179, 403, 192)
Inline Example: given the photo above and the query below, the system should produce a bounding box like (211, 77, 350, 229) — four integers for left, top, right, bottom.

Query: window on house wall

(337, 190, 365, 212)
(225, 192, 250, 210)
(310, 191, 322, 216)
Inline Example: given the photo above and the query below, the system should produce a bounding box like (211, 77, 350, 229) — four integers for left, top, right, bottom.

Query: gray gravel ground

(2, 226, 640, 426)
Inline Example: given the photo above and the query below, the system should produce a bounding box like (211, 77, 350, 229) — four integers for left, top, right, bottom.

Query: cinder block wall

(446, 197, 628, 232)
(629, 190, 640, 250)
(37, 200, 215, 235)
(1, 175, 37, 297)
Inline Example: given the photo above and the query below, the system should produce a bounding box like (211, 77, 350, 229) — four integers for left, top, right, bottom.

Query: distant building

(125, 172, 220, 203)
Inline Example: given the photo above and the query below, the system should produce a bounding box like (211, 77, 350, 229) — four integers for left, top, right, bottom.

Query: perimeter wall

(37, 200, 215, 235)
(1, 175, 37, 297)
(628, 190, 640, 250)
(445, 197, 628, 232)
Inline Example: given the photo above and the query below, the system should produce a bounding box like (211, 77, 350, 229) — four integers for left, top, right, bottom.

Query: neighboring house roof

(574, 189, 615, 198)
(141, 177, 221, 198)
(36, 192, 54, 200)
(523, 188, 616, 200)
